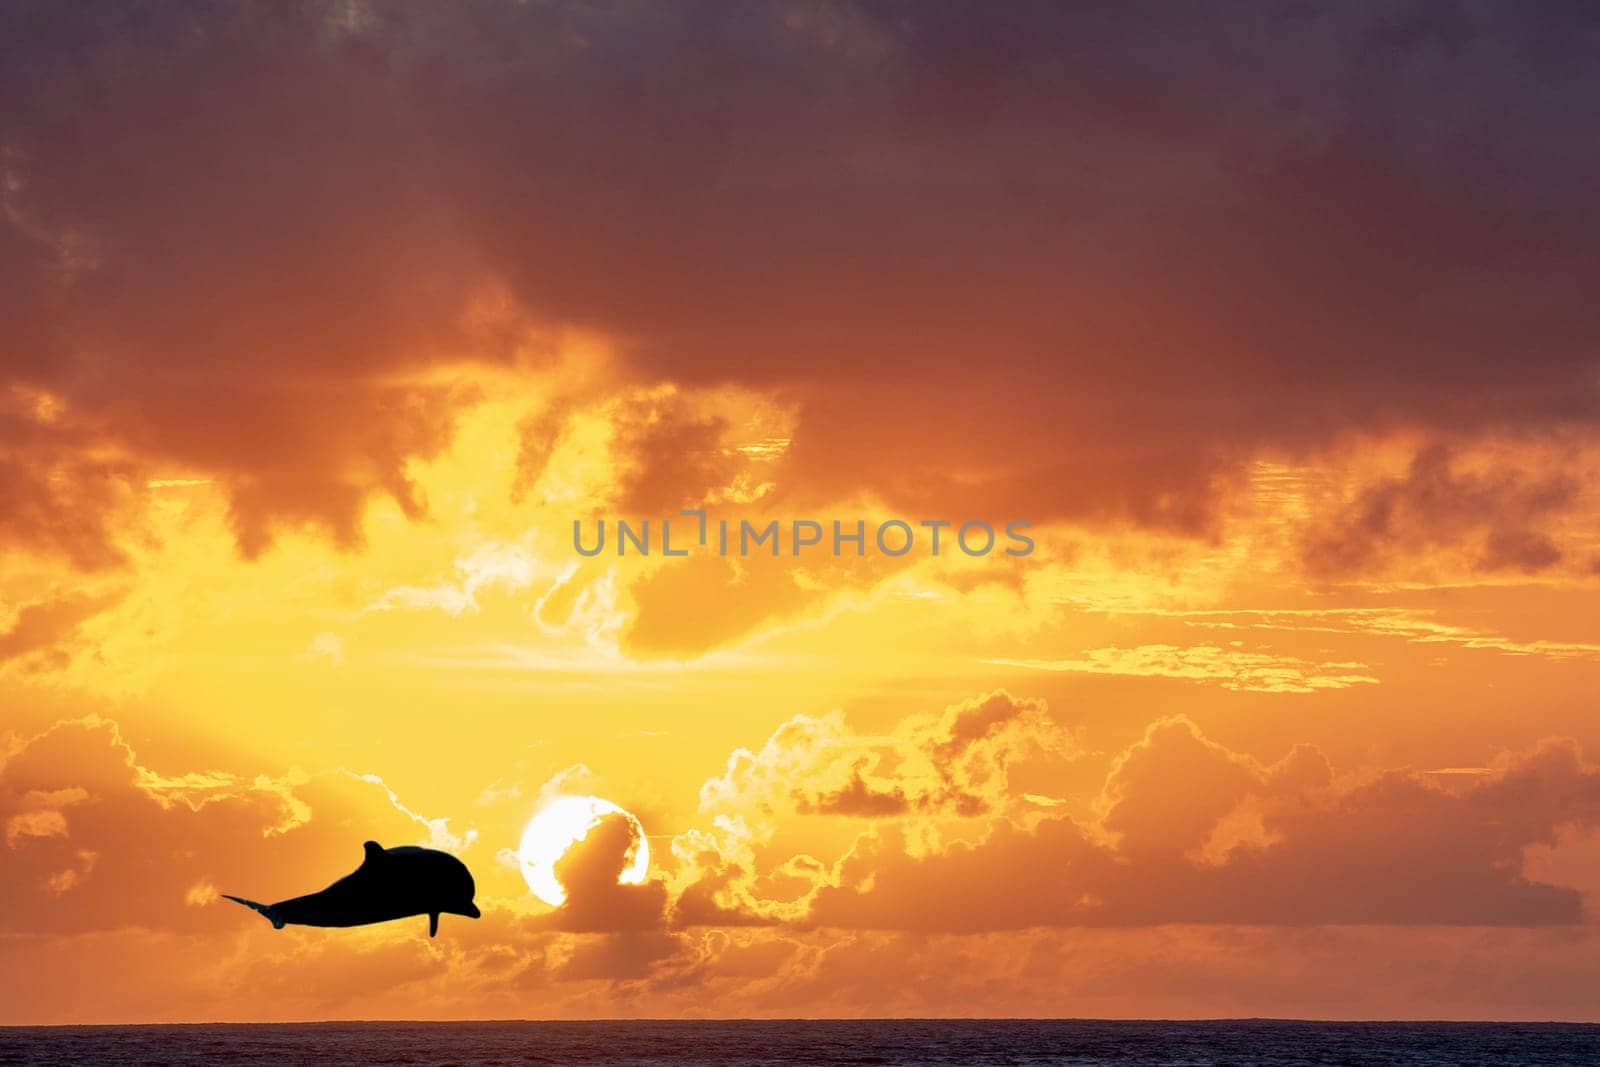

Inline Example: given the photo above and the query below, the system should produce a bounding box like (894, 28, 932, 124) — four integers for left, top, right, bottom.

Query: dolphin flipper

(223, 894, 286, 930)
(429, 911, 439, 937)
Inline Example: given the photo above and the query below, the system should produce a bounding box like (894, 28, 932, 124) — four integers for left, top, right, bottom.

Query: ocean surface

(3, 1019, 1599, 1065)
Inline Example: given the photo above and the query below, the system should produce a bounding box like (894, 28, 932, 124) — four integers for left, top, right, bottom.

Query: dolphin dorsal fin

(362, 840, 386, 865)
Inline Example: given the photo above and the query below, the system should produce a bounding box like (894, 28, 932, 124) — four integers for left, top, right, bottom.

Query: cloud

(12, 697, 1598, 945)
(984, 645, 1380, 694)
(1, 2, 504, 564)
(532, 814, 670, 934)
(672, 855, 783, 928)
(12, 697, 1600, 1020)
(15, 919, 1600, 1023)
(0, 716, 481, 936)
(6, 3, 1600, 565)
(0, 388, 141, 570)
(1128, 606, 1600, 664)
(806, 716, 1600, 930)
(671, 690, 1074, 926)
(1303, 445, 1582, 579)
(794, 767, 911, 817)
(540, 387, 745, 517)
(368, 543, 562, 617)
(698, 690, 1067, 828)
(352, 772, 478, 853)
(0, 589, 125, 670)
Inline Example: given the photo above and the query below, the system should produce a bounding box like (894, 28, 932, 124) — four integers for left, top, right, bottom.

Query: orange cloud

(1302, 443, 1592, 580)
(0, 716, 477, 937)
(8, 3, 1600, 573)
(0, 590, 124, 671)
(807, 716, 1600, 930)
(9, 694, 1600, 1022)
(984, 646, 1380, 694)
(534, 815, 671, 934)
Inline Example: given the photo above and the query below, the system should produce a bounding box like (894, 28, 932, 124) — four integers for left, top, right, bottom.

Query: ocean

(3, 1019, 1599, 1065)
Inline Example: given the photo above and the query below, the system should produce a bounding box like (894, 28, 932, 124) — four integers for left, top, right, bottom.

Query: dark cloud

(1303, 444, 1578, 577)
(4, 1, 1600, 561)
(534, 813, 669, 933)
(0, 389, 139, 569)
(1, 1, 504, 561)
(795, 766, 911, 817)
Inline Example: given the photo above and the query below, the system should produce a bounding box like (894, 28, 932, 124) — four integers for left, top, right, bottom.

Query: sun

(518, 795, 649, 906)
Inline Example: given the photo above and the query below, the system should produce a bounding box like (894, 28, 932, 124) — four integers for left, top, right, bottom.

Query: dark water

(3, 1020, 1599, 1066)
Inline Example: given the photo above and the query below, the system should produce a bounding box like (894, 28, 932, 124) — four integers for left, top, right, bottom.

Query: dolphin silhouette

(224, 841, 480, 937)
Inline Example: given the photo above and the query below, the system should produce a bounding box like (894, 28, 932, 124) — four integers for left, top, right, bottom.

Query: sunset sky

(6, 1, 1600, 1024)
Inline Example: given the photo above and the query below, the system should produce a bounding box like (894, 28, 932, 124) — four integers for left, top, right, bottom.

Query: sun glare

(518, 795, 649, 906)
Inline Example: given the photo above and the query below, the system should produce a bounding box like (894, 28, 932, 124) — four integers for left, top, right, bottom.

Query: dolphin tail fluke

(223, 894, 286, 929)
